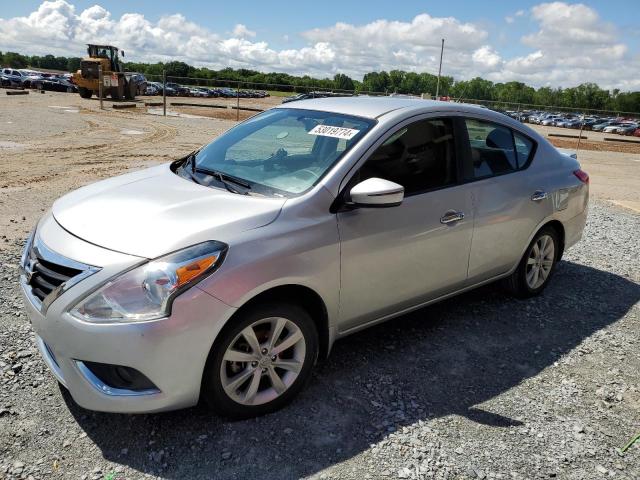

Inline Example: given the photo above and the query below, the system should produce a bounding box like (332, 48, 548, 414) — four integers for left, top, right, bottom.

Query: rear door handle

(440, 211, 465, 224)
(531, 190, 548, 202)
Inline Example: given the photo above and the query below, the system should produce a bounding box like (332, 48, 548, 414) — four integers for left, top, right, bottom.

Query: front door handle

(531, 190, 548, 202)
(440, 210, 465, 224)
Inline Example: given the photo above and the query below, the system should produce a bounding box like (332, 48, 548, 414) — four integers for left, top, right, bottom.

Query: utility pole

(162, 70, 166, 117)
(435, 38, 445, 100)
(98, 65, 103, 110)
(236, 82, 240, 121)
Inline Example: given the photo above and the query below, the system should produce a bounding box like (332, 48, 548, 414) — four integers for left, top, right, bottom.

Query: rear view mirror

(349, 178, 404, 208)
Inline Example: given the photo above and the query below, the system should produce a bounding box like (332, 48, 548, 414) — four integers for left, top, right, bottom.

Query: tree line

(2, 50, 638, 112)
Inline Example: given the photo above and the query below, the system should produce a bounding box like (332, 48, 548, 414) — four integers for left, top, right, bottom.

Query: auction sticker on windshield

(308, 125, 360, 140)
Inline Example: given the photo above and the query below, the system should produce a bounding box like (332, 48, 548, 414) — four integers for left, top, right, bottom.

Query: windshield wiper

(183, 152, 252, 195)
(194, 166, 252, 195)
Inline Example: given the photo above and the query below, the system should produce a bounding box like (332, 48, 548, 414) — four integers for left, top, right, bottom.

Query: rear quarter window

(462, 118, 537, 180)
(514, 132, 534, 167)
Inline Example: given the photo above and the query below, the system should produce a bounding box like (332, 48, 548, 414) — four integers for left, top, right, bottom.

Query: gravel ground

(1, 200, 638, 480)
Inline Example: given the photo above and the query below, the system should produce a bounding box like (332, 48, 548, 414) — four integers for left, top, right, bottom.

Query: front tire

(78, 87, 92, 99)
(504, 226, 559, 298)
(202, 303, 318, 419)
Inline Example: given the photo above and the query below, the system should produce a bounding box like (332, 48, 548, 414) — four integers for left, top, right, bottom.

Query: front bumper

(20, 215, 236, 413)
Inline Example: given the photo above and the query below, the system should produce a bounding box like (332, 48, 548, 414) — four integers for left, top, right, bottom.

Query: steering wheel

(293, 169, 320, 181)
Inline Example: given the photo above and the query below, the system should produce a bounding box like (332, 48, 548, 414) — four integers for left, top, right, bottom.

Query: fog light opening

(80, 361, 158, 392)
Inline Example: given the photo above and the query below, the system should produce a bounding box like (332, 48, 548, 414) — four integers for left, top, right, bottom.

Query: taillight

(574, 169, 589, 184)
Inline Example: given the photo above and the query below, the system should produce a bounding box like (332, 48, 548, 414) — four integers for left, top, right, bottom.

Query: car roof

(274, 95, 497, 120)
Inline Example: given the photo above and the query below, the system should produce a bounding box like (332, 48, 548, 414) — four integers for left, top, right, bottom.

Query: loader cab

(87, 45, 123, 73)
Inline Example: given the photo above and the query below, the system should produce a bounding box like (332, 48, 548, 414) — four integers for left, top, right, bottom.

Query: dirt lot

(0, 91, 639, 479)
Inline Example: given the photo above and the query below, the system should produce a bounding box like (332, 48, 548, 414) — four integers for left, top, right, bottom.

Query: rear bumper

(564, 183, 589, 251)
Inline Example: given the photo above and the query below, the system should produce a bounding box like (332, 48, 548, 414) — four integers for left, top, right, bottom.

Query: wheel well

(233, 285, 330, 360)
(542, 220, 565, 261)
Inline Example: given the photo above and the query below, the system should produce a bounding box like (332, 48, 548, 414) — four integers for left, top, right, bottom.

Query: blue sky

(1, 1, 639, 90)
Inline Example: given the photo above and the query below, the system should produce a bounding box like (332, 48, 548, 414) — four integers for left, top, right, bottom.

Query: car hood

(52, 163, 286, 258)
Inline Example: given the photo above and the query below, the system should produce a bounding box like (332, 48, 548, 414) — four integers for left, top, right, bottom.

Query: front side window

(193, 108, 374, 196)
(356, 118, 457, 195)
(464, 119, 517, 178)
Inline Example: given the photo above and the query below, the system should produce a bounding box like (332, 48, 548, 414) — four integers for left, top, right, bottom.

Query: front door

(337, 117, 474, 332)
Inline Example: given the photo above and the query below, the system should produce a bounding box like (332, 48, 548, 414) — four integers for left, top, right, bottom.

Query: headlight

(70, 241, 227, 323)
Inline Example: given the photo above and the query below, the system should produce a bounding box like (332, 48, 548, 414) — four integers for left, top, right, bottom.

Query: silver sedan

(20, 97, 588, 417)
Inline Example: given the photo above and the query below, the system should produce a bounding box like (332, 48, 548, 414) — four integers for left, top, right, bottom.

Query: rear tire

(124, 81, 136, 100)
(110, 84, 124, 100)
(202, 303, 318, 419)
(504, 226, 559, 298)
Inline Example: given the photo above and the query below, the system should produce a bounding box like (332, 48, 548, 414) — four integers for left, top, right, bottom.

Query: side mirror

(349, 178, 404, 208)
(121, 50, 125, 57)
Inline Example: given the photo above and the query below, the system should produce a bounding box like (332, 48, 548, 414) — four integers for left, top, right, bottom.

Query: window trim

(456, 115, 538, 184)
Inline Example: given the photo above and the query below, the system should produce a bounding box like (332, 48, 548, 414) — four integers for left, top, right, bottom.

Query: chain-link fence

(127, 72, 640, 126)
(452, 98, 639, 120)
(140, 73, 389, 121)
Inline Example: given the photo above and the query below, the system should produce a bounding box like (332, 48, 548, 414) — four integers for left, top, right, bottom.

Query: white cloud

(232, 24, 255, 38)
(472, 46, 502, 70)
(0, 1, 637, 90)
(505, 10, 525, 24)
(501, 2, 640, 90)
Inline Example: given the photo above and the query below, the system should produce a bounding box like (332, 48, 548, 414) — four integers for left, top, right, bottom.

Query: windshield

(191, 108, 374, 196)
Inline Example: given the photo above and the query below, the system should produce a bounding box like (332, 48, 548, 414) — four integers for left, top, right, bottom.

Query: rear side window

(464, 119, 516, 178)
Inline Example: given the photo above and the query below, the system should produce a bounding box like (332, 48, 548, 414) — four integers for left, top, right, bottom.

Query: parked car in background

(602, 123, 629, 134)
(145, 83, 159, 95)
(282, 92, 353, 103)
(20, 98, 588, 418)
(128, 73, 148, 96)
(33, 77, 78, 93)
(1, 68, 25, 87)
(617, 123, 639, 135)
(593, 121, 621, 132)
(557, 119, 582, 129)
(580, 118, 599, 130)
(17, 69, 45, 88)
(166, 82, 190, 96)
(541, 116, 562, 126)
(146, 82, 176, 96)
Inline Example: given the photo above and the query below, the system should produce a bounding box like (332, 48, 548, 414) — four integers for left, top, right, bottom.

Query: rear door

(459, 117, 551, 283)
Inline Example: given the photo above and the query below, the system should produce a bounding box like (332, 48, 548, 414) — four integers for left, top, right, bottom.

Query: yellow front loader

(72, 44, 136, 100)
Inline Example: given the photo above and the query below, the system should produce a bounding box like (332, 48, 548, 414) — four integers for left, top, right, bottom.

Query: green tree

(66, 57, 81, 72)
(3, 51, 28, 68)
(333, 73, 354, 91)
(164, 61, 192, 78)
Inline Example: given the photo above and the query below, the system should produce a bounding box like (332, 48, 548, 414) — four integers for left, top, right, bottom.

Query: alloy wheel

(525, 234, 555, 289)
(220, 317, 306, 406)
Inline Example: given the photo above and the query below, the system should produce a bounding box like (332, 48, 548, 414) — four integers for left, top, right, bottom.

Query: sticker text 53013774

(308, 125, 360, 140)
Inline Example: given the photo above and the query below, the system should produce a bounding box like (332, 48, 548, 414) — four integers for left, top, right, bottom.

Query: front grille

(21, 234, 98, 312)
(28, 257, 83, 301)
